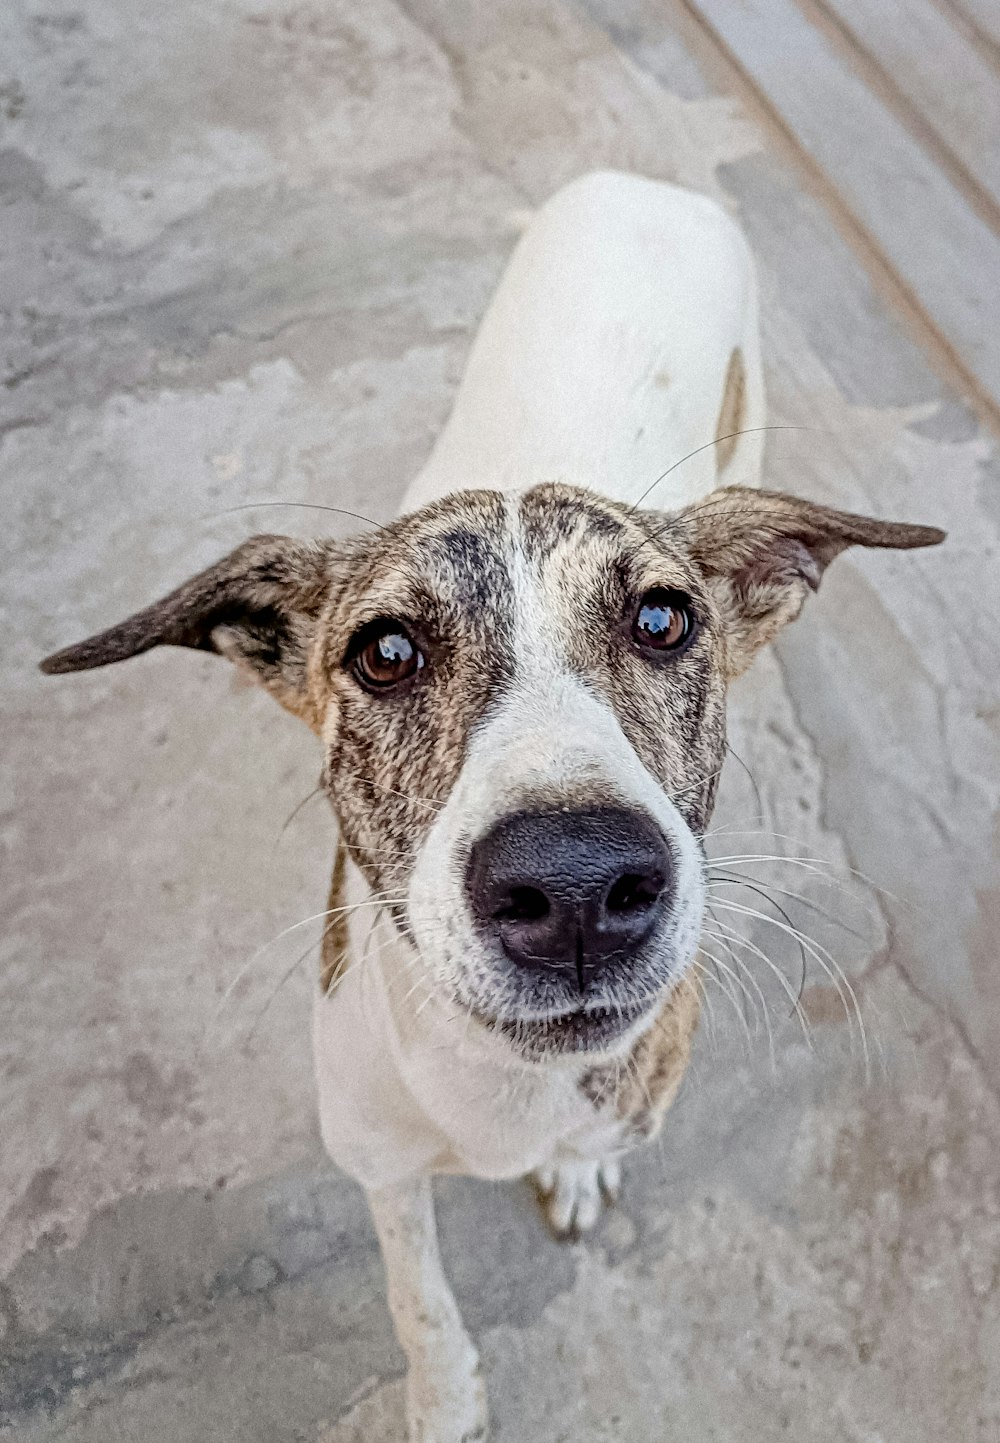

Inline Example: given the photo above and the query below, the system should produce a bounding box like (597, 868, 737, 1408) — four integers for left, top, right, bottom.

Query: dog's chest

(312, 943, 630, 1188)
(399, 1024, 631, 1180)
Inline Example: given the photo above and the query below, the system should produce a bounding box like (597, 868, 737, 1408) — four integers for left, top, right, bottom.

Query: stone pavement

(3, 2, 999, 1438)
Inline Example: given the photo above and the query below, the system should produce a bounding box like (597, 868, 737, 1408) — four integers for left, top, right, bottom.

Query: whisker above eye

(208, 500, 386, 530)
(626, 424, 814, 513)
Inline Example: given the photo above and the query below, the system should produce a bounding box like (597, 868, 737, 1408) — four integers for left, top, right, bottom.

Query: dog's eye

(632, 589, 694, 652)
(352, 622, 424, 691)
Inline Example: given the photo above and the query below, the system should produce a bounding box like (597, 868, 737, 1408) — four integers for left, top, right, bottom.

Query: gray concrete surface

(3, 1, 999, 1438)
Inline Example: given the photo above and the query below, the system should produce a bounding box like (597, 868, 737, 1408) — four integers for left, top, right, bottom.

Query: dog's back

(404, 171, 764, 515)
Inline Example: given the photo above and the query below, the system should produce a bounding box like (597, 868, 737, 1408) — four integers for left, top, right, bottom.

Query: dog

(41, 172, 943, 1442)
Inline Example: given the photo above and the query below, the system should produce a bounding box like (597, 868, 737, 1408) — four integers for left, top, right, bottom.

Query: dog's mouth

(476, 997, 653, 1055)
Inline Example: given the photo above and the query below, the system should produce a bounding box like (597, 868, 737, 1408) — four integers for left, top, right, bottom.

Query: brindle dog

(42, 173, 942, 1443)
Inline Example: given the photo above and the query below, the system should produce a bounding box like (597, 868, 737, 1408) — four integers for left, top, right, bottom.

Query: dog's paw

(532, 1157, 622, 1238)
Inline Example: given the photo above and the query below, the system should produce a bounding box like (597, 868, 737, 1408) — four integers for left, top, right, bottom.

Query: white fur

(367, 1177, 488, 1442)
(314, 171, 764, 1441)
(404, 171, 763, 511)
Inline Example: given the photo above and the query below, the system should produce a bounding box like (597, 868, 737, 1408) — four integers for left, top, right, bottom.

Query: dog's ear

(39, 534, 350, 728)
(673, 487, 944, 678)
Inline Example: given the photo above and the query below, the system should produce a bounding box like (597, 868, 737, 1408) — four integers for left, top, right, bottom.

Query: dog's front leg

(367, 1175, 488, 1443)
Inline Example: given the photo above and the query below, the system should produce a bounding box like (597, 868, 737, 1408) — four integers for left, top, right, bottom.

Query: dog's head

(42, 484, 942, 1058)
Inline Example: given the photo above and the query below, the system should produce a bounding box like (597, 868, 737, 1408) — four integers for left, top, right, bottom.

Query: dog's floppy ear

(673, 487, 944, 678)
(40, 534, 349, 728)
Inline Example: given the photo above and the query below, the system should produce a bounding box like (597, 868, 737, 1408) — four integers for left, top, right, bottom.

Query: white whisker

(702, 921, 814, 1049)
(709, 898, 870, 1080)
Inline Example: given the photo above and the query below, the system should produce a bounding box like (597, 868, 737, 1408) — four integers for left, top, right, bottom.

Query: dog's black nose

(465, 806, 673, 988)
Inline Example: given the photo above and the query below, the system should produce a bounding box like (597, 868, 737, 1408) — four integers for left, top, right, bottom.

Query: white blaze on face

(407, 501, 706, 1020)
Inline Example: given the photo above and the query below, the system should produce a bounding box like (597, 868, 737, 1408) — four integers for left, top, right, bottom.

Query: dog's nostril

(605, 871, 665, 914)
(494, 885, 550, 923)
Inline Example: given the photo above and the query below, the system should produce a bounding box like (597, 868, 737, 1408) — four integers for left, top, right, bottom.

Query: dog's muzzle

(465, 804, 674, 990)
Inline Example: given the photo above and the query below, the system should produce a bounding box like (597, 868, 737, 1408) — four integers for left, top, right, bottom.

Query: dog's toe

(532, 1158, 621, 1238)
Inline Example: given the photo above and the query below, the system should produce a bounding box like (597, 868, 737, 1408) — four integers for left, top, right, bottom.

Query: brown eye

(632, 589, 694, 652)
(353, 622, 424, 691)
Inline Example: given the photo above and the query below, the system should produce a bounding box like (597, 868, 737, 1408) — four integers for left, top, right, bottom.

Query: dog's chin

(475, 996, 658, 1060)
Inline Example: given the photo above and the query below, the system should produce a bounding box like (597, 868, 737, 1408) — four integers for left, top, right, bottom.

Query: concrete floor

(3, 1, 1000, 1439)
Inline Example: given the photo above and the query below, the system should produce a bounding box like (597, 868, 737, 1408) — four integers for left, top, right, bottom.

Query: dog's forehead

(341, 483, 696, 628)
(519, 482, 633, 548)
(515, 484, 698, 597)
(340, 489, 509, 619)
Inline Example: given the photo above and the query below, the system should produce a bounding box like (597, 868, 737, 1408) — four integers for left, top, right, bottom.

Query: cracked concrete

(3, 0, 999, 1438)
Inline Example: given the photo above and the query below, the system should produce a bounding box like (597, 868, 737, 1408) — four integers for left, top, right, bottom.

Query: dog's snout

(465, 806, 673, 987)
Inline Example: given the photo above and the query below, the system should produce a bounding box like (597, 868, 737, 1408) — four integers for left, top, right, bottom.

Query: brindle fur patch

(320, 839, 350, 995)
(318, 489, 519, 911)
(580, 974, 700, 1138)
(714, 348, 746, 474)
